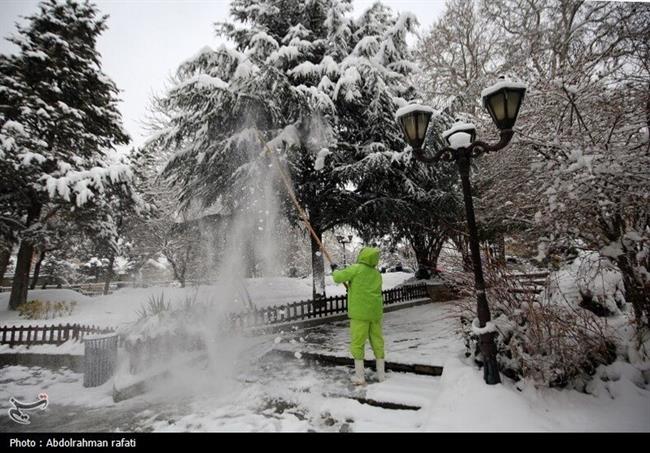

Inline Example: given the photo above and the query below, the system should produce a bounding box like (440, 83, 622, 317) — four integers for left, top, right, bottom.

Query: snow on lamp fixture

(395, 104, 435, 151)
(481, 78, 527, 131)
(393, 77, 527, 387)
(442, 121, 477, 149)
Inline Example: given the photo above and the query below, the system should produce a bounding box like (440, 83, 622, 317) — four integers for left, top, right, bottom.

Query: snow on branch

(265, 124, 301, 152)
(41, 164, 132, 207)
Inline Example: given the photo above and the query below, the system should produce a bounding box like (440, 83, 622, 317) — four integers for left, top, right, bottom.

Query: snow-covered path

(1, 302, 649, 432)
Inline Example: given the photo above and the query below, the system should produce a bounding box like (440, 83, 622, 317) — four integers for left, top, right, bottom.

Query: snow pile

(422, 357, 649, 431)
(542, 251, 626, 316)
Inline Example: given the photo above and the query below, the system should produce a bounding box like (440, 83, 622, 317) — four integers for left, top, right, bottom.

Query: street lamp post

(395, 78, 527, 385)
(336, 234, 353, 266)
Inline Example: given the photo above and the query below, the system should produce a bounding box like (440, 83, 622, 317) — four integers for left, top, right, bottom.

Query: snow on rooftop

(395, 104, 436, 120)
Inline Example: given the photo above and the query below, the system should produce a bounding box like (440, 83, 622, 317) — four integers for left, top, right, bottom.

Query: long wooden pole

(255, 130, 348, 288)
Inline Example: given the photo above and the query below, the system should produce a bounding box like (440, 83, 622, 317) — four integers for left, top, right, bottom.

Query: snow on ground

(274, 301, 460, 366)
(0, 272, 416, 329)
(0, 341, 84, 355)
(424, 357, 650, 432)
(1, 301, 648, 432)
(0, 365, 114, 412)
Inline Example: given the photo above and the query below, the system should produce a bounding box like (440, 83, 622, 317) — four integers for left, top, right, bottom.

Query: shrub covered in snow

(17, 300, 77, 320)
(123, 293, 230, 374)
(453, 260, 618, 388)
(542, 252, 626, 317)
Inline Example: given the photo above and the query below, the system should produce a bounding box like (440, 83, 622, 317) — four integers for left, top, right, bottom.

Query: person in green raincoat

(331, 246, 385, 385)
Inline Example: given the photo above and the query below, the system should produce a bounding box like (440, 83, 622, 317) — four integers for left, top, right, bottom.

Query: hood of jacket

(356, 247, 380, 268)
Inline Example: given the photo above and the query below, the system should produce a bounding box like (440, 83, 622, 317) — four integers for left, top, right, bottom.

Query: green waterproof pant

(349, 319, 385, 360)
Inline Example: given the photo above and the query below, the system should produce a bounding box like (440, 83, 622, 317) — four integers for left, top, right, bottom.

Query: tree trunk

(617, 252, 650, 329)
(9, 242, 34, 310)
(103, 254, 115, 296)
(30, 250, 46, 290)
(9, 204, 41, 310)
(0, 243, 11, 287)
(178, 263, 186, 288)
(411, 230, 446, 279)
(413, 246, 437, 279)
(167, 256, 181, 287)
(453, 235, 473, 272)
(310, 225, 326, 303)
(495, 234, 506, 267)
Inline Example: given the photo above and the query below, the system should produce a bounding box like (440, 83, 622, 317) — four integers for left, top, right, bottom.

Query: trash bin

(83, 334, 118, 387)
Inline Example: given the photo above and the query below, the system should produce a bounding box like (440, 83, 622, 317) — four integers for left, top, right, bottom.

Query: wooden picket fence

(0, 323, 115, 347)
(124, 283, 431, 374)
(229, 283, 430, 330)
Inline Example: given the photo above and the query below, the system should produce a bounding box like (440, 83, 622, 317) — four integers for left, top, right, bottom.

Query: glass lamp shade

(481, 82, 527, 130)
(396, 105, 434, 150)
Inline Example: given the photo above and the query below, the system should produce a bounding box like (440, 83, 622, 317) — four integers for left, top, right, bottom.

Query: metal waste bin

(83, 334, 118, 387)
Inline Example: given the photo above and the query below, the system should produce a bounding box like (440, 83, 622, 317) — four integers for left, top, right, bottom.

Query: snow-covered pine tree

(350, 110, 463, 278)
(0, 0, 135, 309)
(327, 6, 463, 278)
(147, 0, 430, 299)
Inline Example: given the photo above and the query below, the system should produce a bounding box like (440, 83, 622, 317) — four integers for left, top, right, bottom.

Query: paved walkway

(274, 301, 462, 366)
(0, 302, 463, 432)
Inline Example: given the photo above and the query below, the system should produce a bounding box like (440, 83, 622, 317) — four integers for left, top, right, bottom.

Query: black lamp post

(395, 78, 526, 385)
(336, 234, 353, 266)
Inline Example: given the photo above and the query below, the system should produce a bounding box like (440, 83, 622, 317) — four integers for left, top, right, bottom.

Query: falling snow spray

(119, 128, 290, 401)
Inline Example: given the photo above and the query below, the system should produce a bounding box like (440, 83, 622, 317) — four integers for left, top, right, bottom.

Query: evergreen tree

(0, 0, 134, 309)
(147, 0, 423, 298)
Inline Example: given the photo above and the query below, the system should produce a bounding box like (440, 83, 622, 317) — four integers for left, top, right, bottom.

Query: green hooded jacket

(332, 247, 383, 321)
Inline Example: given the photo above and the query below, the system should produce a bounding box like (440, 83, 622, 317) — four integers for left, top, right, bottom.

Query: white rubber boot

(376, 359, 385, 382)
(352, 359, 366, 385)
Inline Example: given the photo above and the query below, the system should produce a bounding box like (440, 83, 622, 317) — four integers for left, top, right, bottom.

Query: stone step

(268, 349, 443, 376)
